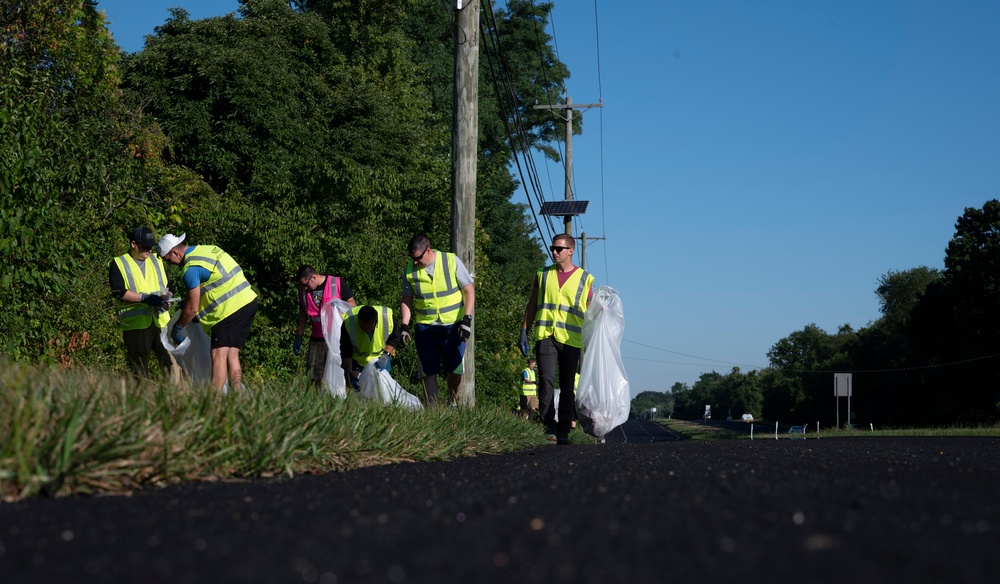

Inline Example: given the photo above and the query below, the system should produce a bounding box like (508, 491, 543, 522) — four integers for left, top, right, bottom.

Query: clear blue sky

(97, 1, 1000, 398)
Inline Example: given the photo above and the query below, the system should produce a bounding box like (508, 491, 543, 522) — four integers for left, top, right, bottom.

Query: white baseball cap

(157, 233, 186, 256)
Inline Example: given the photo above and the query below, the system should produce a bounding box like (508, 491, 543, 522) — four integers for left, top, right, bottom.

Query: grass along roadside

(656, 418, 1000, 440)
(0, 362, 548, 502)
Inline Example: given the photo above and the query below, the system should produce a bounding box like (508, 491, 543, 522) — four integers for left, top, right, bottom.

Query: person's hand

(293, 334, 303, 356)
(399, 323, 411, 347)
(375, 353, 389, 370)
(458, 315, 472, 341)
(170, 323, 186, 346)
(141, 293, 165, 307)
(519, 328, 530, 357)
(350, 373, 361, 391)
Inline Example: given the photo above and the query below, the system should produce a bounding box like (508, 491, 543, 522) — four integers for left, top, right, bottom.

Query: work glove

(170, 323, 186, 346)
(293, 334, 303, 356)
(375, 353, 389, 371)
(141, 293, 165, 307)
(350, 374, 361, 391)
(519, 328, 530, 357)
(399, 323, 411, 347)
(458, 315, 472, 341)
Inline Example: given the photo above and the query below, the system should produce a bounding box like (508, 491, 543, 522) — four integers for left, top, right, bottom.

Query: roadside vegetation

(0, 362, 547, 502)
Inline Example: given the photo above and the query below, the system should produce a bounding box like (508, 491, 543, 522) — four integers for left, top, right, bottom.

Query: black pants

(536, 337, 580, 434)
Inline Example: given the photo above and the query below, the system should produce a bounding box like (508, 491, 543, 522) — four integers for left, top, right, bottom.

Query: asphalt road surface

(2, 419, 999, 583)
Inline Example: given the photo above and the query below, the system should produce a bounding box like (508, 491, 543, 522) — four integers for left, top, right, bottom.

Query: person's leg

(307, 340, 326, 389)
(556, 342, 581, 441)
(446, 372, 462, 403)
(423, 374, 439, 404)
(122, 329, 150, 382)
(210, 346, 230, 391)
(227, 348, 242, 390)
(151, 327, 182, 386)
(535, 337, 558, 437)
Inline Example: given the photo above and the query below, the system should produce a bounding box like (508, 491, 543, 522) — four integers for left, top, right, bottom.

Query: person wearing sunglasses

(521, 234, 594, 445)
(294, 264, 357, 389)
(400, 234, 476, 406)
(108, 226, 181, 385)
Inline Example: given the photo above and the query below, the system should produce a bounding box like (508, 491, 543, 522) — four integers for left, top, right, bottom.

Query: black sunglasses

(549, 245, 570, 253)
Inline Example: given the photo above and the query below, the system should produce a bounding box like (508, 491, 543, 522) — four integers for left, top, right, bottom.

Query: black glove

(519, 328, 530, 357)
(399, 323, 411, 347)
(458, 315, 472, 341)
(293, 334, 303, 356)
(141, 293, 165, 307)
(170, 323, 186, 346)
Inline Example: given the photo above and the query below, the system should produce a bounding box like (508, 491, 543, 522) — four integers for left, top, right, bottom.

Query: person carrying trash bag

(339, 305, 402, 391)
(295, 264, 357, 389)
(521, 233, 594, 445)
(158, 233, 257, 392)
(109, 226, 181, 385)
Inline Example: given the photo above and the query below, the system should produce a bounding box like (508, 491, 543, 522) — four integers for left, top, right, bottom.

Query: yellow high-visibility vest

(182, 245, 257, 332)
(405, 250, 464, 325)
(521, 368, 537, 396)
(113, 253, 170, 330)
(345, 305, 393, 365)
(533, 266, 594, 349)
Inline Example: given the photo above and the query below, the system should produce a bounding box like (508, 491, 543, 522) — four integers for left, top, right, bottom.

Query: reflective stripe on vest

(521, 368, 537, 396)
(406, 250, 463, 325)
(345, 305, 393, 365)
(182, 245, 257, 331)
(300, 276, 342, 338)
(113, 253, 170, 330)
(533, 266, 594, 348)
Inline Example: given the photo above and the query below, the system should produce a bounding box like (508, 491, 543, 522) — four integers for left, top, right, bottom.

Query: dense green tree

(631, 390, 673, 417)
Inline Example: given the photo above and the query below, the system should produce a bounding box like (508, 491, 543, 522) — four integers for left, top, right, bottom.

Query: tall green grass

(0, 362, 547, 501)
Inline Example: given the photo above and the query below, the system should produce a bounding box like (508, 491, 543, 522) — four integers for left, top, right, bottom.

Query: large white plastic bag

(575, 286, 630, 438)
(319, 299, 354, 398)
(161, 311, 212, 387)
(357, 360, 423, 410)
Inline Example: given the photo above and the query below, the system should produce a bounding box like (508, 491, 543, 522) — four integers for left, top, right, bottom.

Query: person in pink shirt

(295, 265, 357, 388)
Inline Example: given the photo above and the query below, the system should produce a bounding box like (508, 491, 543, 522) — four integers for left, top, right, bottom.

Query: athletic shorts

(210, 299, 257, 349)
(414, 322, 465, 377)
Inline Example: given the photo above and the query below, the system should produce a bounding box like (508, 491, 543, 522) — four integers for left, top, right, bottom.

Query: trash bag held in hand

(319, 298, 355, 399)
(575, 286, 630, 438)
(160, 312, 213, 387)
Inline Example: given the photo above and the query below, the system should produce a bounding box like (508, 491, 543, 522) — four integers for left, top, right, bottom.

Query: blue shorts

(414, 323, 466, 376)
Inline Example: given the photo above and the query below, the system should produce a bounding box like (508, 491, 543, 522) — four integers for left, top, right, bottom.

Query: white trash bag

(357, 360, 423, 410)
(575, 286, 630, 438)
(160, 311, 212, 387)
(319, 298, 355, 398)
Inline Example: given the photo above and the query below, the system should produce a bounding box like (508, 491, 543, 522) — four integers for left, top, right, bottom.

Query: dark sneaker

(546, 433, 557, 442)
(556, 432, 571, 445)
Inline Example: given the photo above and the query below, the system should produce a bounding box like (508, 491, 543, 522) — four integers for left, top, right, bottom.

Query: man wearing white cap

(158, 233, 258, 391)
(108, 226, 180, 384)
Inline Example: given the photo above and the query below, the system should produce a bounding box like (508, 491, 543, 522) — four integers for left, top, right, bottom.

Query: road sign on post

(834, 373, 852, 429)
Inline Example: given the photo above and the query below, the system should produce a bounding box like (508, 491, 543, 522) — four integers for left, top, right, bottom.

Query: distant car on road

(741, 414, 754, 423)
(787, 425, 805, 439)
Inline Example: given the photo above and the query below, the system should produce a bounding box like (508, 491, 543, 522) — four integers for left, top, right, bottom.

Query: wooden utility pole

(533, 98, 603, 235)
(452, 1, 479, 407)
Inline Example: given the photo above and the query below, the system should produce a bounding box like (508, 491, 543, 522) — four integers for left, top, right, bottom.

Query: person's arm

(177, 287, 199, 327)
(384, 316, 400, 357)
(522, 277, 540, 330)
(401, 295, 414, 326)
(338, 280, 358, 308)
(340, 322, 357, 386)
(296, 296, 308, 337)
(461, 282, 475, 318)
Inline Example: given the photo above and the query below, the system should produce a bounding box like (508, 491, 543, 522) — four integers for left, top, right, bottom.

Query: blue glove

(170, 324, 186, 346)
(141, 293, 165, 307)
(519, 328, 530, 357)
(293, 334, 303, 356)
(375, 353, 389, 370)
(458, 315, 472, 341)
(350, 374, 360, 391)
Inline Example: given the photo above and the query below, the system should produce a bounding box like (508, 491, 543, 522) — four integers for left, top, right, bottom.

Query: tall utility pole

(452, 1, 479, 407)
(534, 97, 603, 235)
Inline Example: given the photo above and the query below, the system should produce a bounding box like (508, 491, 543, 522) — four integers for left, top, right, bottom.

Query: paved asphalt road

(2, 419, 999, 583)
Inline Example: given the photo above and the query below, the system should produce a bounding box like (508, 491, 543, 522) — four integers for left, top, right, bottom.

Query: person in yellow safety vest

(108, 226, 181, 384)
(295, 264, 357, 389)
(519, 358, 538, 421)
(158, 233, 258, 392)
(400, 234, 475, 406)
(340, 305, 403, 390)
(520, 233, 594, 445)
